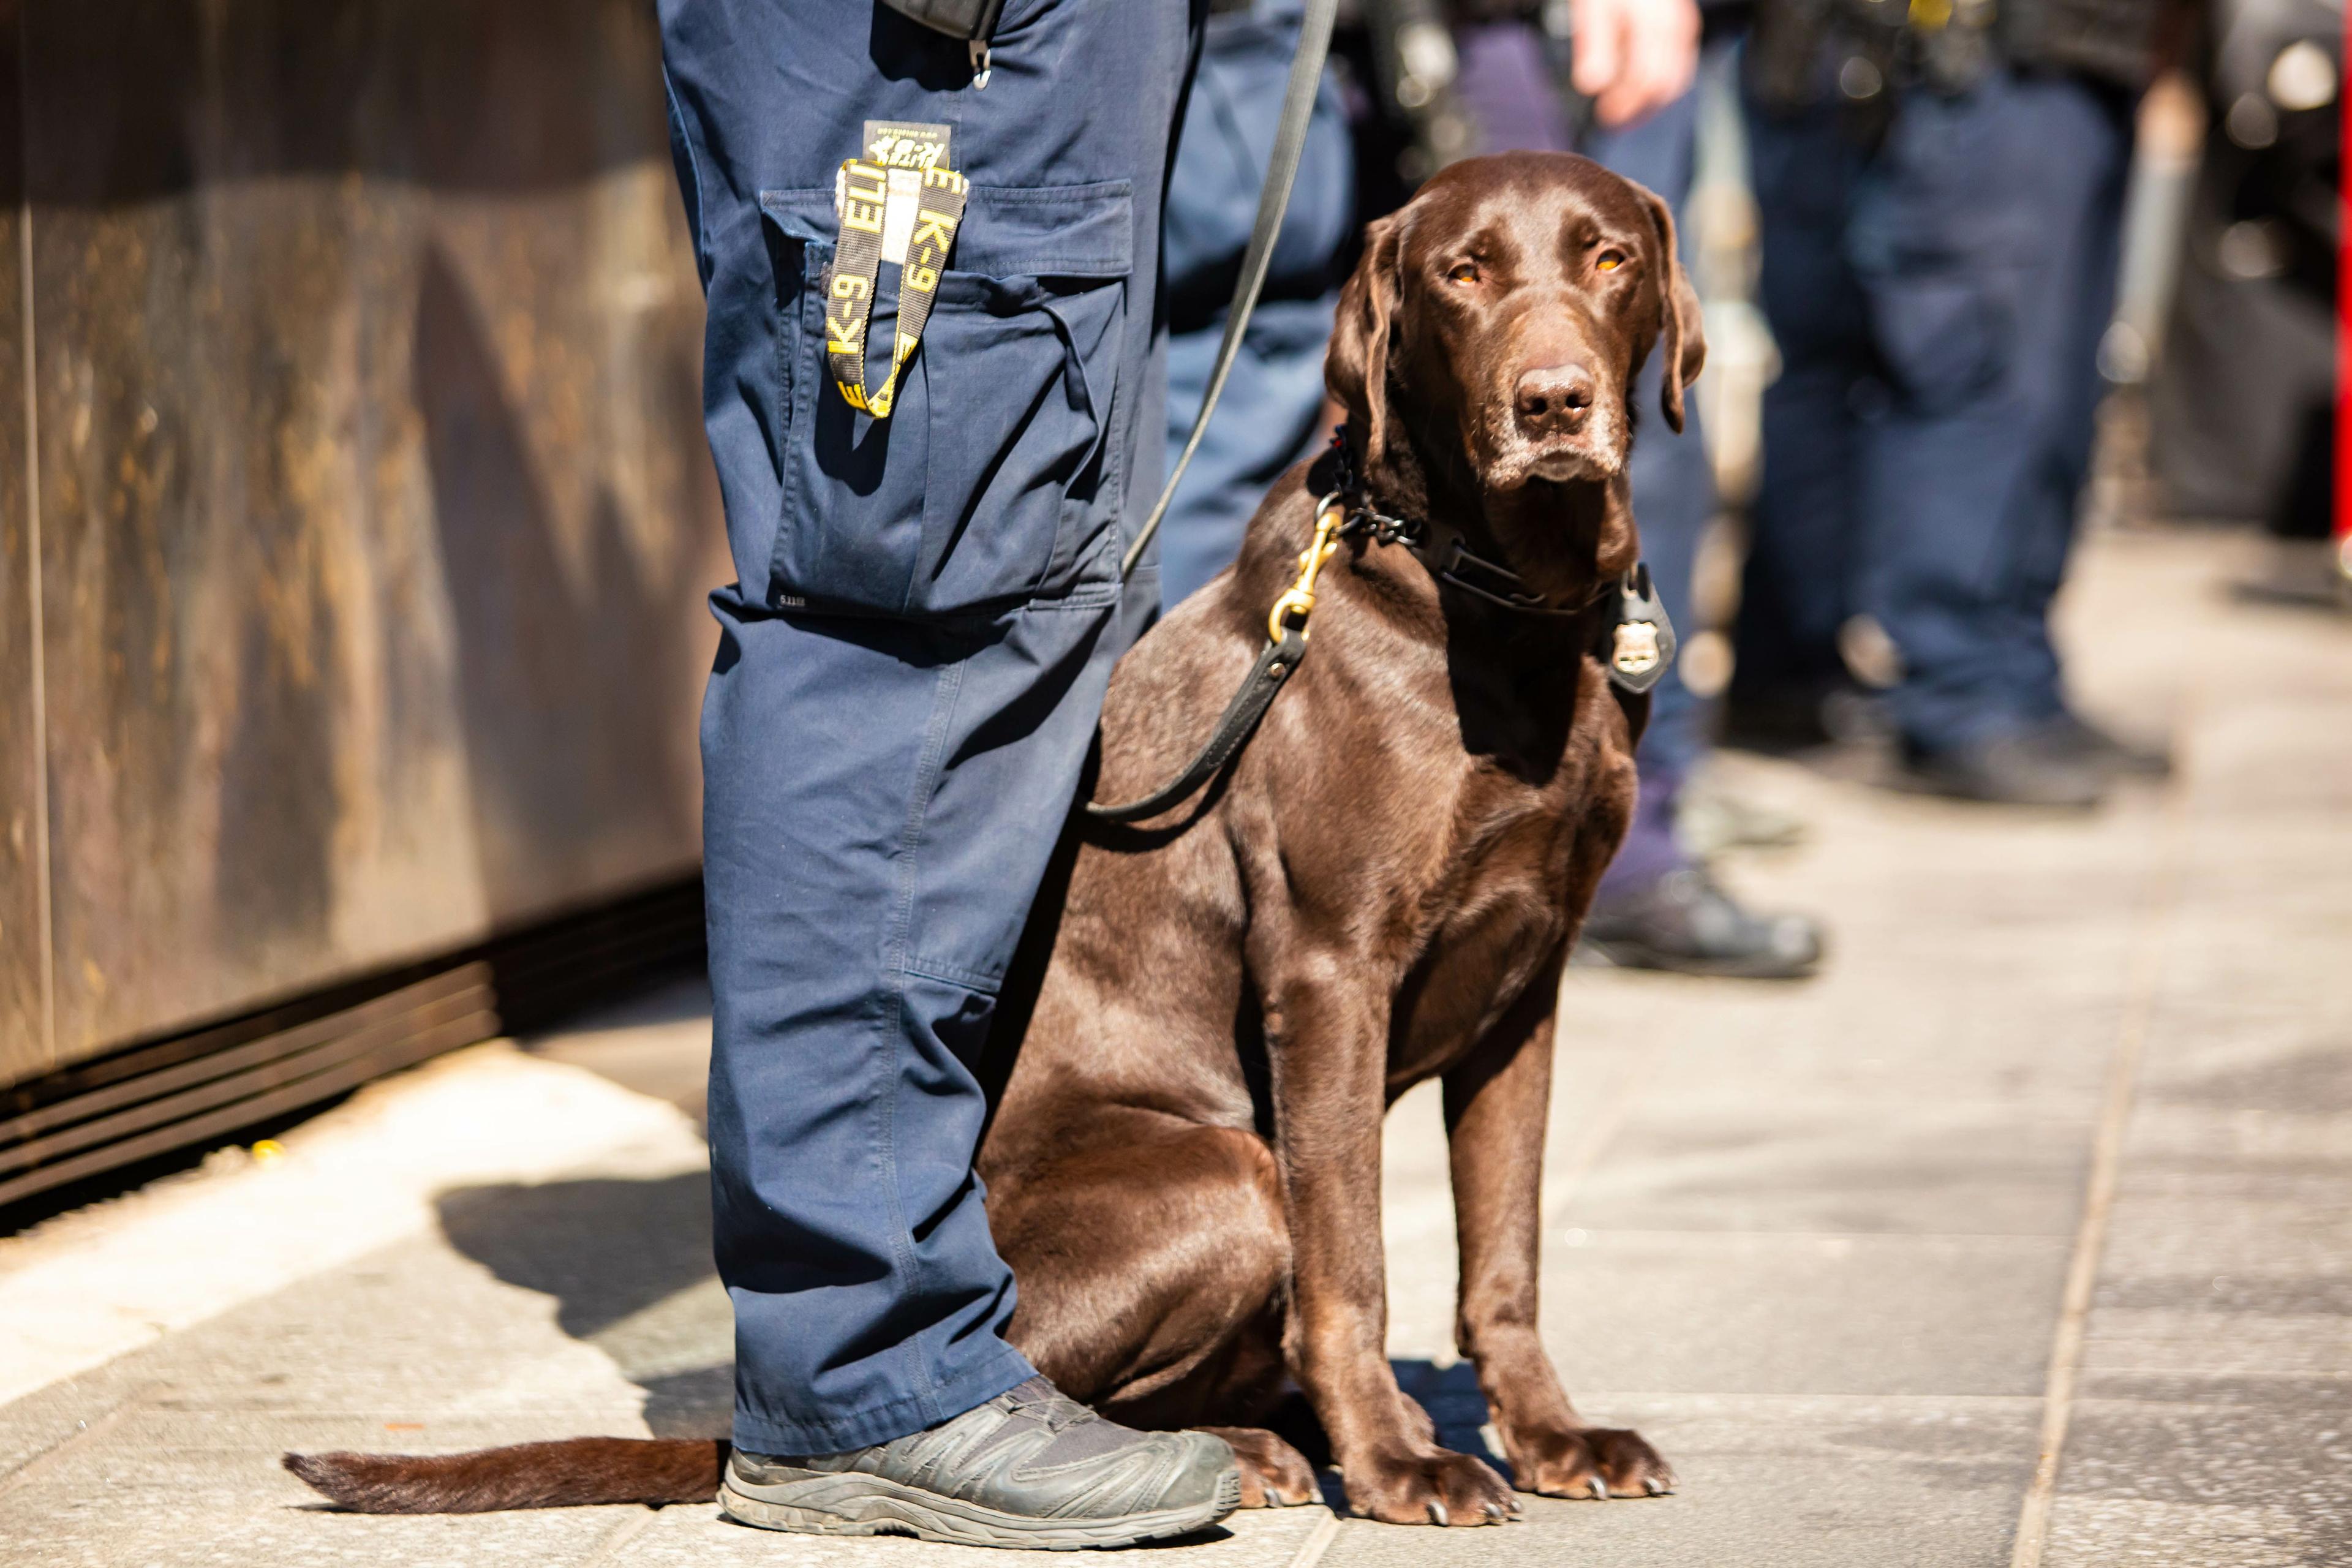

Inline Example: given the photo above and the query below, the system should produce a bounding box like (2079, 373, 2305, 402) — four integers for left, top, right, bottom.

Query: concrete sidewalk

(1, 522, 2346, 1567)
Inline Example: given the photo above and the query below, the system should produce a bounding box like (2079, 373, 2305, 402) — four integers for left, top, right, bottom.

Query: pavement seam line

(0, 1395, 137, 1500)
(1283, 1507, 1343, 1568)
(2007, 712, 2199, 1568)
(578, 1502, 662, 1566)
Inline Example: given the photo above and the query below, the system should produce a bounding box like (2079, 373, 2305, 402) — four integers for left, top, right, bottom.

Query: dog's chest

(1382, 749, 1616, 1087)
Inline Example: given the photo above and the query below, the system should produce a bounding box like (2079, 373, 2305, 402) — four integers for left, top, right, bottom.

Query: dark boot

(2048, 710, 2173, 780)
(1577, 867, 1825, 980)
(1901, 723, 2109, 808)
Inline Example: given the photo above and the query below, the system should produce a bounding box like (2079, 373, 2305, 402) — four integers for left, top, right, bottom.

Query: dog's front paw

(1345, 1446, 1518, 1525)
(1506, 1424, 1675, 1499)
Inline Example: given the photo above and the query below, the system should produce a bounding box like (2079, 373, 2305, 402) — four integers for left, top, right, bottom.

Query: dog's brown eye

(1596, 250, 1626, 273)
(1448, 262, 1480, 285)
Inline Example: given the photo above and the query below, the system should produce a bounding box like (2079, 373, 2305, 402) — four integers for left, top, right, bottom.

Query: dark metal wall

(2, 1, 728, 1085)
(2, 6, 42, 1077)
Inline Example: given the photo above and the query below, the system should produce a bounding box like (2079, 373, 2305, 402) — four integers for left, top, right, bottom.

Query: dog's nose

(1513, 363, 1596, 437)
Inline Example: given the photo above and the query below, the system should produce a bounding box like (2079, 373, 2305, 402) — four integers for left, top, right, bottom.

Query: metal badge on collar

(1608, 564, 1676, 695)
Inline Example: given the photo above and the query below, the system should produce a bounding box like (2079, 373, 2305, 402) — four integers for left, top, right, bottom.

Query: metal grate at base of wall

(0, 879, 706, 1215)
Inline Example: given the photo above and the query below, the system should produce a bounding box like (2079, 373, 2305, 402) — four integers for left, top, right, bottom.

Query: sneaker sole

(719, 1466, 1243, 1551)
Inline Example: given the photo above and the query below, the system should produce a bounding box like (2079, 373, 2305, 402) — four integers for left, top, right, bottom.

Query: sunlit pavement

(2, 522, 2346, 1566)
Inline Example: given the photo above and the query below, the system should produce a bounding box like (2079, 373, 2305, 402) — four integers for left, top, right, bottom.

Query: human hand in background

(1568, 0, 1701, 126)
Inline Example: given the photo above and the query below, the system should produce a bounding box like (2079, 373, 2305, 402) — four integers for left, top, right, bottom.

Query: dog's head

(1326, 153, 1704, 586)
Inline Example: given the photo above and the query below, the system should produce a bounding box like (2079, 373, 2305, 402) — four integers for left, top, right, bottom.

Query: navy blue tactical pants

(658, 0, 1199, 1456)
(1742, 70, 2131, 750)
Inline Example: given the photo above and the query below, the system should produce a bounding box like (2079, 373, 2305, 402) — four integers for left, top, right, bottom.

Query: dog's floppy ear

(1326, 212, 1404, 470)
(1637, 186, 1706, 434)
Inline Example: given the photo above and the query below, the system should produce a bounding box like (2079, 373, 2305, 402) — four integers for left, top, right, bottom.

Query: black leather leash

(1084, 628, 1309, 824)
(878, 0, 1342, 824)
(1082, 0, 1343, 824)
(1088, 478, 1351, 824)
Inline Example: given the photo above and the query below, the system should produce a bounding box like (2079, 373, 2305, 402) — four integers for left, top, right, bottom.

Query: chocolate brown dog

(287, 149, 1701, 1529)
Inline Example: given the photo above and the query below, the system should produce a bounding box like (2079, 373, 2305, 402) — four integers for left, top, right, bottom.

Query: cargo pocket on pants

(760, 181, 1134, 619)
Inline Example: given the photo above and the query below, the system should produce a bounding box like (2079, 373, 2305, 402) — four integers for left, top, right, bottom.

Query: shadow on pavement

(1391, 1359, 1510, 1480)
(437, 1172, 714, 1340)
(435, 1171, 734, 1436)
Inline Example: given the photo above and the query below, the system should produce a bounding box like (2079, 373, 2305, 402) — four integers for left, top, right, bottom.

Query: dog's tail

(283, 1436, 729, 1513)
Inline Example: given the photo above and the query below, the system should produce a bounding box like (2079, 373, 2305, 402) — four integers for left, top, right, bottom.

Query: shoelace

(1001, 1383, 1094, 1434)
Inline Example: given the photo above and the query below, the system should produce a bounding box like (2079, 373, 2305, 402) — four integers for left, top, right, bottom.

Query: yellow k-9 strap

(823, 159, 968, 420)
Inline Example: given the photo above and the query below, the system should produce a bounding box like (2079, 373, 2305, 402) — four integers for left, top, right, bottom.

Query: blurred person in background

(2148, 0, 2339, 548)
(1730, 0, 2175, 805)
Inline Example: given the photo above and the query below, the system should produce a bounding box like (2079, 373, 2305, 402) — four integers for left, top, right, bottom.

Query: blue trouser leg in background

(660, 0, 1199, 1457)
(1745, 71, 2132, 751)
(1580, 84, 1715, 894)
(1740, 89, 1870, 696)
(1159, 298, 1338, 606)
(1158, 0, 1354, 609)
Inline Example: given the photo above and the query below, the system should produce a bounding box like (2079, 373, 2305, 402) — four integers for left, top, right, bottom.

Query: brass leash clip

(1267, 494, 1349, 645)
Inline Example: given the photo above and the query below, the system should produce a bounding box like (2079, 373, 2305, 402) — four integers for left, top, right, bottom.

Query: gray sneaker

(720, 1376, 1242, 1550)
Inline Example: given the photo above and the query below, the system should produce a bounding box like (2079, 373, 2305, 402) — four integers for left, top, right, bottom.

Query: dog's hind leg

(990, 1119, 1292, 1432)
(995, 1118, 1314, 1510)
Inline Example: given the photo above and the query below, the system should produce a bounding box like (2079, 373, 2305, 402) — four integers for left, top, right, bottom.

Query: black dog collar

(1323, 427, 1675, 690)
(1082, 432, 1678, 824)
